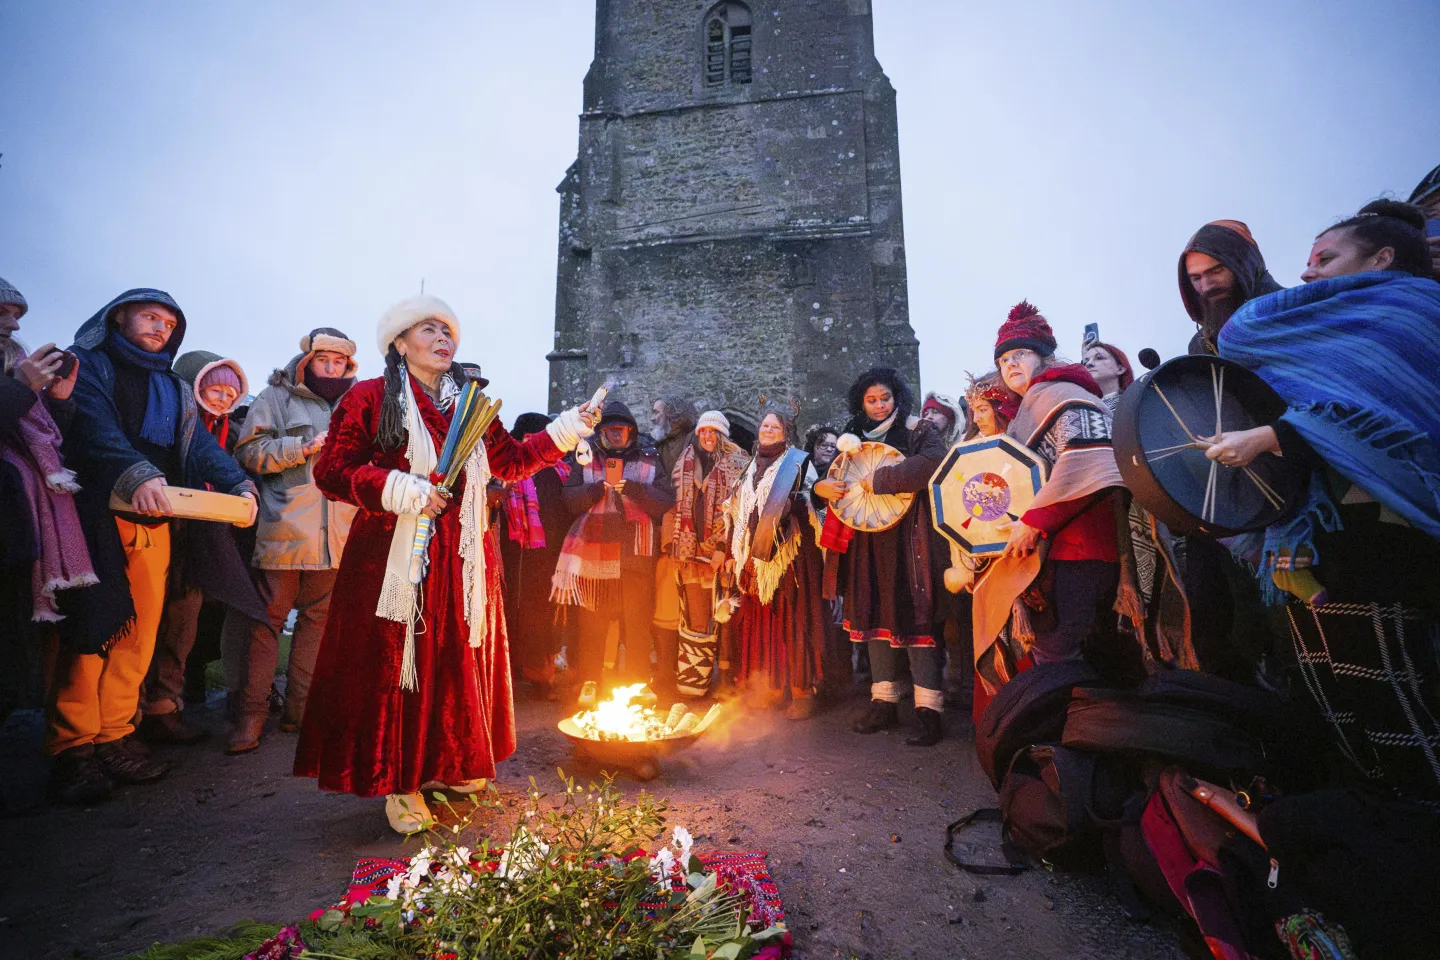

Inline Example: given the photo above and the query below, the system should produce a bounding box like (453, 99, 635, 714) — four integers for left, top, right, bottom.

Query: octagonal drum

(929, 434, 1047, 557)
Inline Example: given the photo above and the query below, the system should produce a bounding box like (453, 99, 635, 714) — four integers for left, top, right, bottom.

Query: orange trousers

(48, 518, 170, 754)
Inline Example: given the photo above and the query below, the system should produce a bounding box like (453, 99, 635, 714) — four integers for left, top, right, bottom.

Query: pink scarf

(1, 397, 96, 621)
(503, 460, 570, 549)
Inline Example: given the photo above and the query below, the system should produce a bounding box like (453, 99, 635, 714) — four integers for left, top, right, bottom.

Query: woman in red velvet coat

(293, 295, 597, 833)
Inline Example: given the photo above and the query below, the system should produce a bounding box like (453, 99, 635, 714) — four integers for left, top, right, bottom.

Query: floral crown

(964, 370, 1010, 406)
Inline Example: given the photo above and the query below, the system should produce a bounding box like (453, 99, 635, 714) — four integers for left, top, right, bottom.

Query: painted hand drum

(929, 434, 1047, 557)
(830, 441, 913, 533)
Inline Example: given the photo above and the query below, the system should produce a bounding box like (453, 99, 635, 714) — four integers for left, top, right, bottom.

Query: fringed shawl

(1220, 271, 1440, 589)
(550, 458, 657, 610)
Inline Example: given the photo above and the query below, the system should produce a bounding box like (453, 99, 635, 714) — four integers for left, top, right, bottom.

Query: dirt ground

(0, 692, 1184, 960)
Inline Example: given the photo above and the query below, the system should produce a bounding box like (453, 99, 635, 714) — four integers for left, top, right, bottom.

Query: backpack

(974, 661, 1108, 789)
(998, 743, 1101, 866)
(1062, 690, 1266, 781)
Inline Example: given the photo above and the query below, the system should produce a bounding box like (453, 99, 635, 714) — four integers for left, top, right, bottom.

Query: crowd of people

(2, 164, 1439, 954)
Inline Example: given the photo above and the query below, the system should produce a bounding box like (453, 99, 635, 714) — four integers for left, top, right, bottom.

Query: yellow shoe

(420, 778, 487, 795)
(385, 793, 432, 835)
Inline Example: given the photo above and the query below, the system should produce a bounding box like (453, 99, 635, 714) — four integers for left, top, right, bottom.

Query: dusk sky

(3, 1, 1437, 417)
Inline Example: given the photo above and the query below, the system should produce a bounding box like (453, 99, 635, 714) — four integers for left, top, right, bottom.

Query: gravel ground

(0, 693, 1184, 959)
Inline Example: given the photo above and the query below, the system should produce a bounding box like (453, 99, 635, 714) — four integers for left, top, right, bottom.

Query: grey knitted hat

(0, 277, 26, 318)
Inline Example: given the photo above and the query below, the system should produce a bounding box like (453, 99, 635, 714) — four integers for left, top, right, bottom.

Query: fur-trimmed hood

(174, 350, 248, 415)
(922, 392, 966, 445)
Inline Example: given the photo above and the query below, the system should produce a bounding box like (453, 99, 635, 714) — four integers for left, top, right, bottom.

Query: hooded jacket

(59, 289, 255, 655)
(561, 399, 674, 558)
(1178, 222, 1285, 355)
(174, 351, 248, 417)
(922, 392, 966, 447)
(233, 352, 358, 569)
(66, 289, 253, 504)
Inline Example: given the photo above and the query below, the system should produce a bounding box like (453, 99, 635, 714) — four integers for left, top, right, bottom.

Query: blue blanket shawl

(1219, 271, 1440, 582)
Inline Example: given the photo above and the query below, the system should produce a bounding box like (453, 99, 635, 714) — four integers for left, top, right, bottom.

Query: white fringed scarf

(376, 371, 491, 691)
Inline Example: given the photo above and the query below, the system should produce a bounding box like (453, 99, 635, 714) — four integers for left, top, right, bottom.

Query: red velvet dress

(293, 376, 564, 797)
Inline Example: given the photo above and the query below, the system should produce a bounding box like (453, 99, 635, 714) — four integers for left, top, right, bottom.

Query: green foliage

(121, 921, 281, 960)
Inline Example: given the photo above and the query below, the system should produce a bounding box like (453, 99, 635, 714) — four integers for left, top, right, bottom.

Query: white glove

(545, 406, 595, 453)
(381, 470, 433, 516)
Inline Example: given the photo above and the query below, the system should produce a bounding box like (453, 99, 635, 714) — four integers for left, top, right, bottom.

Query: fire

(570, 684, 722, 743)
(587, 683, 658, 742)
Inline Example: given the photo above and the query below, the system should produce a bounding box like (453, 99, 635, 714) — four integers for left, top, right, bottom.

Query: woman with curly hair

(815, 367, 950, 746)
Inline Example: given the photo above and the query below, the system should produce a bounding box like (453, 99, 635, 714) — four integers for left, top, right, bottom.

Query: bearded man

(1178, 219, 1284, 355)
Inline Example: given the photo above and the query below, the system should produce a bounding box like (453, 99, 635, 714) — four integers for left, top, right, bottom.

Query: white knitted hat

(696, 410, 730, 437)
(376, 294, 460, 356)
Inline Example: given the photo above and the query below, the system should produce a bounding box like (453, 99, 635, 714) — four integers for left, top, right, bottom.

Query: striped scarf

(550, 458, 656, 610)
(503, 460, 570, 549)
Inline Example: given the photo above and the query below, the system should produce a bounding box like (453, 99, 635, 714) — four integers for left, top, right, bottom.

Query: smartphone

(604, 458, 624, 487)
(43, 345, 78, 380)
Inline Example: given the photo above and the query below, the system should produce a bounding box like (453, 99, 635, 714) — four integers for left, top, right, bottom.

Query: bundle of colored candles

(407, 381, 505, 584)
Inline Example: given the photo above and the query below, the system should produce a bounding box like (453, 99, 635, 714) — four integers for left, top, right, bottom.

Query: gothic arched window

(703, 2, 752, 87)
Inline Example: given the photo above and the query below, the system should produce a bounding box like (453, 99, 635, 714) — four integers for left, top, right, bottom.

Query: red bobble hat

(994, 300, 1058, 361)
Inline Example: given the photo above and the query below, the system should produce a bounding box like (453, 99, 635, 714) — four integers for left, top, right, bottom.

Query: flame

(585, 683, 654, 742)
(569, 685, 722, 743)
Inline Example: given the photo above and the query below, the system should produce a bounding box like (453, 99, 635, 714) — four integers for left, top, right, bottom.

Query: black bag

(998, 743, 1103, 866)
(1062, 692, 1265, 779)
(975, 661, 1107, 789)
(1260, 787, 1440, 959)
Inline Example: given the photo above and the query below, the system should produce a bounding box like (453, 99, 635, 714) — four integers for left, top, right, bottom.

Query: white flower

(649, 846, 675, 884)
(498, 827, 549, 879)
(385, 875, 403, 900)
(406, 854, 432, 887)
(672, 826, 694, 867)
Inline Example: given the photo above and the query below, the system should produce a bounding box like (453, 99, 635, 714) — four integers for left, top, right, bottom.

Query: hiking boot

(905, 707, 943, 747)
(94, 737, 170, 784)
(48, 745, 112, 806)
(226, 714, 266, 755)
(851, 699, 898, 734)
(138, 711, 210, 745)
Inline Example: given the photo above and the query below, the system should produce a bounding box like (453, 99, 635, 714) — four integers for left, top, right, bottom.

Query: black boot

(48, 745, 113, 805)
(905, 708, 943, 747)
(852, 699, 898, 734)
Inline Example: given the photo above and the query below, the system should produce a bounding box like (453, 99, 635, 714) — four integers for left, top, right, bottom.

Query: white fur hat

(376, 294, 460, 356)
(695, 410, 730, 437)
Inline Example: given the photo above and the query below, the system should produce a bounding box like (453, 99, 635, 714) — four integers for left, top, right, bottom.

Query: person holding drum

(1210, 198, 1440, 797)
(973, 302, 1138, 687)
(817, 367, 950, 747)
(722, 402, 826, 718)
(292, 295, 600, 834)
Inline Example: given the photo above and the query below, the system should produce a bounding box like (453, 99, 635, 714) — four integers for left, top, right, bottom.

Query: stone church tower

(548, 0, 918, 437)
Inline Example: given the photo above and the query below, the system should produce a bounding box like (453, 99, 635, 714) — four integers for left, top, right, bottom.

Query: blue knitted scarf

(1219, 271, 1440, 590)
(105, 327, 181, 447)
